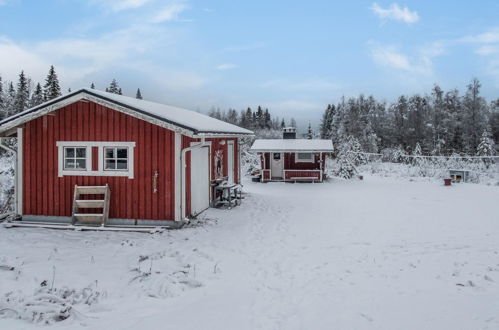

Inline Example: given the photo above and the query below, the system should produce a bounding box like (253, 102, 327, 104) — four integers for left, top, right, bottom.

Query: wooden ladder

(71, 184, 111, 226)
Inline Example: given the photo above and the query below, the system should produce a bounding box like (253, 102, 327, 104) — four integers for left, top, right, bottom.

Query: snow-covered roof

(251, 139, 334, 152)
(0, 89, 253, 137)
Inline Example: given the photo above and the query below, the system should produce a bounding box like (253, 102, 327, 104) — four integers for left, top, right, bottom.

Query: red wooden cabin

(251, 128, 333, 182)
(0, 89, 252, 228)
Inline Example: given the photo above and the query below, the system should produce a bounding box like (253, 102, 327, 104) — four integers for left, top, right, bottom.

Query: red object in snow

(444, 178, 452, 186)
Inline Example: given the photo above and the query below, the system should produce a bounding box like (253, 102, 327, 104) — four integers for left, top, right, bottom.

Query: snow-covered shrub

(0, 150, 15, 214)
(381, 146, 406, 163)
(240, 136, 260, 176)
(128, 251, 203, 299)
(0, 285, 103, 324)
(332, 136, 366, 179)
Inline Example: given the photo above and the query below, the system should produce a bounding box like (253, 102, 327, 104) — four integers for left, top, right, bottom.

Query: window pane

(298, 153, 312, 160)
(65, 148, 75, 158)
(75, 159, 86, 169)
(117, 148, 128, 159)
(105, 148, 115, 159)
(105, 159, 116, 170)
(76, 148, 86, 158)
(117, 159, 128, 169)
(65, 159, 75, 169)
(273, 153, 281, 160)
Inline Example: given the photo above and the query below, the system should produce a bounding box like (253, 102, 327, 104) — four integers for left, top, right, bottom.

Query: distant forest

(318, 79, 499, 156)
(1, 67, 497, 156)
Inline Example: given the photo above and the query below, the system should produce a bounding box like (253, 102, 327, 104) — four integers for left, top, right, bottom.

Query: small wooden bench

(289, 177, 319, 183)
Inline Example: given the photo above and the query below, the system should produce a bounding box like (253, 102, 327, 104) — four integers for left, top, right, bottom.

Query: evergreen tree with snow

(107, 79, 120, 94)
(118, 88, 122, 95)
(29, 83, 44, 107)
(307, 122, 313, 139)
(43, 65, 62, 101)
(320, 104, 335, 139)
(462, 78, 488, 152)
(476, 130, 496, 157)
(90, 82, 95, 89)
(412, 142, 425, 167)
(5, 82, 16, 117)
(136, 88, 143, 99)
(334, 136, 364, 179)
(280, 118, 285, 129)
(14, 71, 30, 114)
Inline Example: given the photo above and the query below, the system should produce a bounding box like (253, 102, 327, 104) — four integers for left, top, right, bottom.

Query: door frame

(271, 152, 284, 179)
(227, 140, 235, 183)
(187, 141, 212, 217)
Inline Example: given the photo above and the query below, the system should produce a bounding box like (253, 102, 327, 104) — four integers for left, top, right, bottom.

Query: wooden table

(213, 182, 242, 208)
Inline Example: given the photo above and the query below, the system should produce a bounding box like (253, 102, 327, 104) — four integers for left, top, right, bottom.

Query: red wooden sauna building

(0, 89, 252, 229)
(251, 128, 333, 182)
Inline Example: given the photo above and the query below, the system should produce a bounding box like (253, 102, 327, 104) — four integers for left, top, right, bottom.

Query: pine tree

(280, 118, 285, 129)
(462, 78, 487, 152)
(118, 88, 122, 95)
(107, 79, 120, 94)
(29, 83, 44, 107)
(263, 109, 271, 129)
(5, 82, 15, 117)
(43, 65, 62, 101)
(90, 82, 95, 89)
(136, 88, 143, 99)
(14, 70, 30, 114)
(307, 122, 313, 139)
(476, 130, 495, 157)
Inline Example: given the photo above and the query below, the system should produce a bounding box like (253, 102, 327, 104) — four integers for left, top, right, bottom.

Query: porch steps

(71, 185, 111, 226)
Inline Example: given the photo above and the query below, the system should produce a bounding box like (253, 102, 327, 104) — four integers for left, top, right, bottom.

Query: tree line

(320, 79, 499, 156)
(208, 106, 296, 138)
(0, 66, 144, 120)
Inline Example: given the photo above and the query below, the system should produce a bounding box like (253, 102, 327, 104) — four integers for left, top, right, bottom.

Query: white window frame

(295, 152, 315, 163)
(56, 141, 135, 178)
(103, 146, 130, 172)
(63, 146, 89, 171)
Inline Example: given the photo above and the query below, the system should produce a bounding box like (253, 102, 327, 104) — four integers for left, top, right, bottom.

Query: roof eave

(251, 149, 334, 153)
(0, 89, 252, 137)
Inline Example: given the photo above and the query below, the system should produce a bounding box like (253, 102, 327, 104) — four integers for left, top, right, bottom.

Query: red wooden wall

(183, 136, 239, 216)
(260, 152, 324, 170)
(22, 101, 176, 220)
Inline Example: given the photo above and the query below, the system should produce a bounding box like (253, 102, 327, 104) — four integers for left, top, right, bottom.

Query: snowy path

(0, 177, 498, 329)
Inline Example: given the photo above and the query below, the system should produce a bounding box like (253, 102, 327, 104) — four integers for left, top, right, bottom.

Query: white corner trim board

(56, 141, 135, 178)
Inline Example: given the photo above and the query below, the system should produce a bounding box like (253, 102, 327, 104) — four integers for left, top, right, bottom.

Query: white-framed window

(56, 141, 135, 178)
(295, 152, 314, 163)
(63, 147, 87, 170)
(104, 147, 129, 171)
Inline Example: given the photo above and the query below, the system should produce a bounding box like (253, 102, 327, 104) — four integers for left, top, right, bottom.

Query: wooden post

(71, 185, 79, 225)
(102, 184, 111, 226)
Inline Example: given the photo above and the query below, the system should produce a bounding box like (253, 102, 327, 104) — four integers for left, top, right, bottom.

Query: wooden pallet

(71, 184, 110, 226)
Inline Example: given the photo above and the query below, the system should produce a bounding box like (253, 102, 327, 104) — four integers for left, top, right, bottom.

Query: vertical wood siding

(183, 136, 240, 217)
(22, 101, 175, 220)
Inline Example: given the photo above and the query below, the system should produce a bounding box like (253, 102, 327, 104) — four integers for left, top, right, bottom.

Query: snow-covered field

(1, 176, 498, 330)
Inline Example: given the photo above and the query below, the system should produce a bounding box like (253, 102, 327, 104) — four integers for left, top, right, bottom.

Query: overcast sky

(1, 0, 499, 127)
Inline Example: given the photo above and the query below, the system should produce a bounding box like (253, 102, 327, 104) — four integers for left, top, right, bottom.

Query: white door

(271, 152, 284, 179)
(227, 141, 234, 183)
(190, 147, 210, 216)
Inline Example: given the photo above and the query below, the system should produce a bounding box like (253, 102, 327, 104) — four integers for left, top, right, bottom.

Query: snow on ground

(1, 176, 498, 329)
